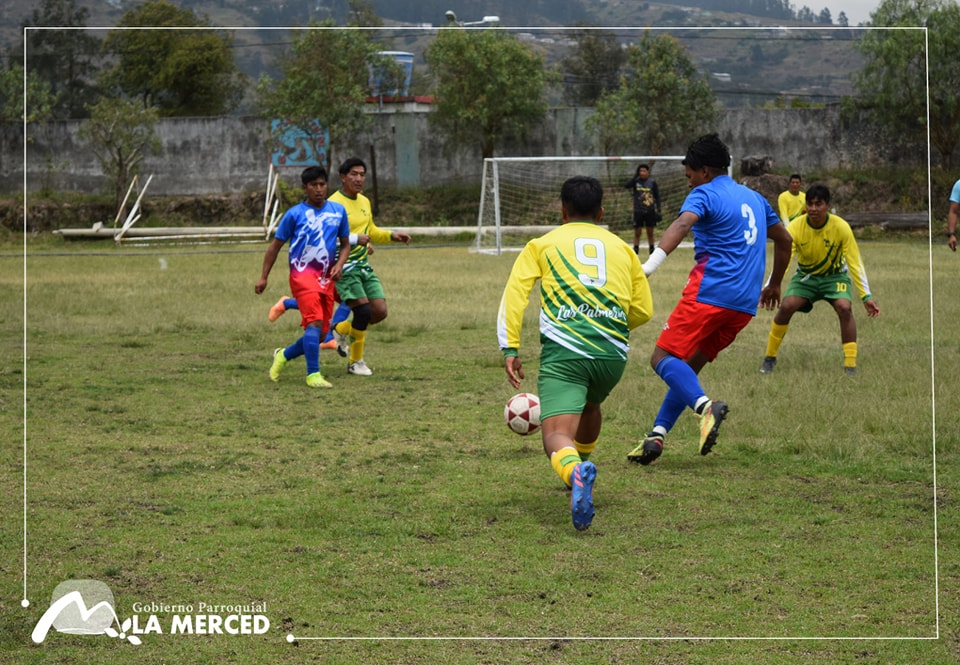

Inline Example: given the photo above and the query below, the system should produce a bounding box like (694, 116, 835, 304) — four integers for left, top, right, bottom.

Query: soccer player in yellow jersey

(760, 183, 880, 375)
(777, 173, 806, 224)
(498, 176, 654, 530)
(328, 157, 411, 376)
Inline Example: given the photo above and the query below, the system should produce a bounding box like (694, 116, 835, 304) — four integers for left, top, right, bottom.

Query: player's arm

(760, 222, 793, 310)
(777, 194, 789, 224)
(330, 235, 350, 281)
(363, 216, 402, 245)
(627, 259, 654, 329)
(948, 200, 959, 251)
(498, 247, 539, 388)
(842, 233, 879, 317)
(642, 210, 698, 276)
(254, 237, 284, 294)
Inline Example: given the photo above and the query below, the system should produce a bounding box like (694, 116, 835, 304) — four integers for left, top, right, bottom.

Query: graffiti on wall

(270, 119, 329, 167)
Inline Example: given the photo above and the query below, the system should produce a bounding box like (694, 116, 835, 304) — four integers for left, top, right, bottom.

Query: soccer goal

(475, 155, 689, 255)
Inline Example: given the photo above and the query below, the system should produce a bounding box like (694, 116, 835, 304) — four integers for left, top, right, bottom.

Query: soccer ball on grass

(504, 392, 541, 436)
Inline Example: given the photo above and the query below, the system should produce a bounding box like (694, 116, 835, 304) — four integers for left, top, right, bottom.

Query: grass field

(0, 234, 957, 664)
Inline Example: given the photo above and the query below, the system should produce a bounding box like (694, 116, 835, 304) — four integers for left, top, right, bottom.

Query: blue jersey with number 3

(680, 175, 780, 315)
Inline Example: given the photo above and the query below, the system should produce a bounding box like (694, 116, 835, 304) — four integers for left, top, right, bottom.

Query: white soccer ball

(504, 392, 541, 436)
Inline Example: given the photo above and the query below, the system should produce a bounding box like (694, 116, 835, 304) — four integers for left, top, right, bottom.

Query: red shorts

(657, 274, 753, 362)
(289, 271, 336, 332)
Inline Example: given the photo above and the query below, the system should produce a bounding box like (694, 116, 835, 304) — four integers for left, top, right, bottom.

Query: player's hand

(864, 299, 880, 318)
(254, 279, 267, 294)
(949, 235, 957, 252)
(504, 356, 524, 390)
(759, 284, 782, 311)
(392, 232, 411, 244)
(358, 233, 370, 246)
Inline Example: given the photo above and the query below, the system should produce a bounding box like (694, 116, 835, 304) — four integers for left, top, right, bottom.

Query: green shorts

(785, 271, 853, 313)
(336, 263, 385, 303)
(537, 358, 627, 420)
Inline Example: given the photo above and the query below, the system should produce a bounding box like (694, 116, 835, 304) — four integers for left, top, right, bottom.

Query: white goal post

(475, 155, 691, 255)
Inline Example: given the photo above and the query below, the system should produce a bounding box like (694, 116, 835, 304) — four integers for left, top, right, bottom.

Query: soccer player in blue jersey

(254, 165, 351, 388)
(948, 176, 960, 251)
(499, 176, 654, 530)
(627, 134, 792, 465)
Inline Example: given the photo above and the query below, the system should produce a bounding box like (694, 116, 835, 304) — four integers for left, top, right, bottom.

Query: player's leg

(831, 296, 858, 374)
(632, 213, 641, 254)
(539, 361, 603, 530)
(761, 295, 808, 373)
(345, 301, 372, 375)
(298, 290, 333, 388)
(645, 219, 656, 254)
(650, 301, 746, 455)
(322, 301, 351, 348)
(268, 296, 297, 322)
(368, 297, 388, 325)
(572, 360, 623, 463)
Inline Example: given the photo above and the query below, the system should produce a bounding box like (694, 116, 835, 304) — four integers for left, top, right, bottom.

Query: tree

(587, 32, 717, 155)
(78, 97, 161, 207)
(0, 63, 58, 123)
(255, 20, 383, 167)
(425, 28, 548, 159)
(9, 0, 101, 119)
(853, 0, 960, 167)
(838, 11, 850, 26)
(561, 27, 626, 106)
(101, 0, 245, 117)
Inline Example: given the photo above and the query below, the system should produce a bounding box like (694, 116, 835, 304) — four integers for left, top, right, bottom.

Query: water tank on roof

(369, 51, 415, 98)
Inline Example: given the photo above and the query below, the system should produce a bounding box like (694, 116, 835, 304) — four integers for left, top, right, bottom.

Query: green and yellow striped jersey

(497, 222, 654, 363)
(786, 212, 873, 300)
(328, 190, 394, 270)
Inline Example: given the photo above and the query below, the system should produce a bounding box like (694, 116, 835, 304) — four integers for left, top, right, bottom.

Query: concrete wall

(0, 105, 920, 197)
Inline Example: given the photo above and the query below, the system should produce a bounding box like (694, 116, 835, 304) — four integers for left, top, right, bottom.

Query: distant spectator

(777, 173, 806, 224)
(623, 163, 662, 255)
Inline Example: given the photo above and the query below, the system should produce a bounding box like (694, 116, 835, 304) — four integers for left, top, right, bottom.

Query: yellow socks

(334, 320, 367, 363)
(765, 322, 789, 358)
(843, 341, 857, 369)
(574, 439, 597, 462)
(550, 447, 582, 487)
(349, 328, 366, 363)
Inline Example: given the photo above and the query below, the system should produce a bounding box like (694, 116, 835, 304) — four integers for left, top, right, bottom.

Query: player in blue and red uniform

(254, 165, 351, 388)
(627, 134, 793, 465)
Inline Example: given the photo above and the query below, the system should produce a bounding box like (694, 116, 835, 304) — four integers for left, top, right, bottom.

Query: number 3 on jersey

(574, 238, 607, 287)
(741, 203, 758, 245)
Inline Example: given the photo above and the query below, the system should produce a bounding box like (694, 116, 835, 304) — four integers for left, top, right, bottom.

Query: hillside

(2, 0, 866, 109)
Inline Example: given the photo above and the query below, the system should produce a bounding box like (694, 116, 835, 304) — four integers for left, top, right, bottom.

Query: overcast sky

(833, 0, 880, 25)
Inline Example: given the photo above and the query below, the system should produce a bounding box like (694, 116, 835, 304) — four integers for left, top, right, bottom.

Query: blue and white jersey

(680, 175, 780, 315)
(275, 200, 350, 280)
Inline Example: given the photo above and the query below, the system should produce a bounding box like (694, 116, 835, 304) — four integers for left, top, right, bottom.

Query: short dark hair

(301, 165, 327, 184)
(789, 173, 802, 181)
(806, 182, 830, 203)
(560, 175, 603, 218)
(338, 157, 366, 176)
(637, 163, 650, 174)
(682, 133, 731, 171)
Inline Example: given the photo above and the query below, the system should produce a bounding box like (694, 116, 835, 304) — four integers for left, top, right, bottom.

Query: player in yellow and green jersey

(498, 175, 654, 531)
(327, 157, 411, 377)
(760, 183, 880, 375)
(777, 173, 806, 224)
(268, 158, 408, 375)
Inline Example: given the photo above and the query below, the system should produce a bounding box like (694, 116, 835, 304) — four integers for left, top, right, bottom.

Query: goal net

(475, 155, 690, 255)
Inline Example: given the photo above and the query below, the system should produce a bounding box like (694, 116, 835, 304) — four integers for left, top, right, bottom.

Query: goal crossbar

(476, 155, 687, 255)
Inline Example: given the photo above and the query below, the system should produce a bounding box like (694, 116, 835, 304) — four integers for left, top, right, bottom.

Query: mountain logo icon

(32, 580, 141, 645)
